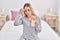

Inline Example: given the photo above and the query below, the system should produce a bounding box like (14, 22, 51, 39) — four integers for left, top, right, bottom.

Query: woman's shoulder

(35, 16, 41, 24)
(36, 16, 40, 19)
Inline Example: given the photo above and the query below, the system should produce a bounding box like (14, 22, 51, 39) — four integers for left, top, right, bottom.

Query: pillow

(11, 10, 18, 20)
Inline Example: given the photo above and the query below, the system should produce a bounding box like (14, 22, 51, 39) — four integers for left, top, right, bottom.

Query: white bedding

(0, 20, 60, 40)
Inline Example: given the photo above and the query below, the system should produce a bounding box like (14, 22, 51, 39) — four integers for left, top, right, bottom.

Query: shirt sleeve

(35, 17, 41, 33)
(14, 12, 23, 26)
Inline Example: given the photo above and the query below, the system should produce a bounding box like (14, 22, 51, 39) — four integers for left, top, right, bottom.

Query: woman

(14, 3, 41, 40)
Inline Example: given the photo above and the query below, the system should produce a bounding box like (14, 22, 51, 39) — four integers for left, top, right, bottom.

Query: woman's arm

(35, 18, 41, 33)
(14, 12, 23, 26)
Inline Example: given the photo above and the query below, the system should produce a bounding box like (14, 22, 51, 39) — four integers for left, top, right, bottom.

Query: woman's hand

(20, 8, 25, 16)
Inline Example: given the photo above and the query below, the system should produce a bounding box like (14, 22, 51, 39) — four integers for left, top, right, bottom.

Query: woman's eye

(28, 9, 29, 11)
(24, 9, 31, 12)
(28, 9, 31, 12)
(24, 10, 27, 12)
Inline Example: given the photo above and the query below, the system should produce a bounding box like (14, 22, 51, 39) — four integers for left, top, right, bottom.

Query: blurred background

(0, 0, 60, 37)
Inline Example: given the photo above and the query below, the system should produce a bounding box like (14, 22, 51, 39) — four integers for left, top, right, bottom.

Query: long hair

(23, 3, 36, 17)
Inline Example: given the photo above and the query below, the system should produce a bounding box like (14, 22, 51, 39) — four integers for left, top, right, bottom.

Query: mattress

(0, 20, 60, 40)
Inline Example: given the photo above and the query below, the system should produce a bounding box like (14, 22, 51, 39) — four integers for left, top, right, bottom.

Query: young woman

(14, 3, 41, 40)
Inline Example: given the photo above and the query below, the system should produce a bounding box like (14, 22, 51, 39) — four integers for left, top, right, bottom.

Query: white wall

(0, 0, 58, 15)
(58, 0, 60, 31)
(58, 0, 60, 21)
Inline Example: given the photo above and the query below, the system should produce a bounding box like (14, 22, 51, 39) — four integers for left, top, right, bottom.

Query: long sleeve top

(14, 12, 41, 40)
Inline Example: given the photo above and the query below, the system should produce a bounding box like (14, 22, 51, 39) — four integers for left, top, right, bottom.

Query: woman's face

(24, 6, 32, 17)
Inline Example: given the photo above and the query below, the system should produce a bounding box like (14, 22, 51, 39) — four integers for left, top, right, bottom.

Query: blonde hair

(23, 3, 36, 17)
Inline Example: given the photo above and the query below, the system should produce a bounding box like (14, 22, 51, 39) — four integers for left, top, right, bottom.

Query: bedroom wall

(58, 0, 60, 32)
(0, 0, 58, 15)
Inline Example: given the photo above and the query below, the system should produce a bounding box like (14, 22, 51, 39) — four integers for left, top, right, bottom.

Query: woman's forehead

(24, 6, 31, 10)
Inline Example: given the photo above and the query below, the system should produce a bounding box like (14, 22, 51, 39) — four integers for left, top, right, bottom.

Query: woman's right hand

(20, 8, 25, 16)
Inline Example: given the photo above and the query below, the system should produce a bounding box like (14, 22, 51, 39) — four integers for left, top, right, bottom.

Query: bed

(0, 20, 60, 40)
